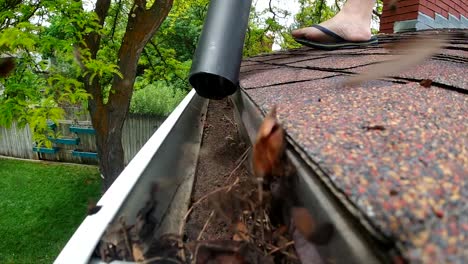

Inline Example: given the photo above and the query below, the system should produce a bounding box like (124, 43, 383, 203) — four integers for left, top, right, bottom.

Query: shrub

(130, 81, 187, 116)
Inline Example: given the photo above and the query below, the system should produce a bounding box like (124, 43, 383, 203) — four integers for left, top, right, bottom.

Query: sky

(254, 0, 301, 27)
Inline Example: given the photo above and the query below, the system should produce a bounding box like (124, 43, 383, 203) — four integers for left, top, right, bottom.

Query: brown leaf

(132, 243, 145, 262)
(419, 79, 433, 88)
(292, 229, 323, 264)
(0, 57, 15, 77)
(252, 106, 286, 180)
(345, 36, 447, 86)
(291, 207, 317, 241)
(272, 225, 288, 240)
(292, 207, 334, 245)
(194, 241, 272, 264)
(233, 222, 250, 241)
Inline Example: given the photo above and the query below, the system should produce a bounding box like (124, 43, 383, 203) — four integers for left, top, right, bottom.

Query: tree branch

(334, 0, 341, 12)
(372, 9, 381, 18)
(149, 40, 185, 83)
(110, 0, 123, 42)
(80, 0, 111, 106)
(108, 0, 173, 106)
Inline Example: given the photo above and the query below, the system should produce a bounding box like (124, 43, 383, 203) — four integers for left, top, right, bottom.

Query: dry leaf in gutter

(252, 106, 286, 181)
(292, 207, 316, 241)
(292, 207, 334, 245)
(233, 222, 250, 242)
(344, 36, 447, 86)
(132, 243, 145, 262)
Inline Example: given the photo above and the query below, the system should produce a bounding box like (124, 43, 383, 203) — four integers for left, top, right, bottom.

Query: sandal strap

(311, 24, 346, 42)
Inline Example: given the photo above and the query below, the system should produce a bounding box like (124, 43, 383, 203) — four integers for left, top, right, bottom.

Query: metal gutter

(231, 89, 400, 264)
(55, 90, 208, 264)
(55, 87, 400, 263)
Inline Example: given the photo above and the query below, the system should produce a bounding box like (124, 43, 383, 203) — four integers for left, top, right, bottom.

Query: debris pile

(94, 105, 333, 263)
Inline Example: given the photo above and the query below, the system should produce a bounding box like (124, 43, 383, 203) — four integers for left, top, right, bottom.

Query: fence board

(0, 114, 164, 165)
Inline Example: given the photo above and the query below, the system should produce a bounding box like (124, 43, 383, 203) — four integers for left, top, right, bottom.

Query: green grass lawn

(0, 158, 101, 264)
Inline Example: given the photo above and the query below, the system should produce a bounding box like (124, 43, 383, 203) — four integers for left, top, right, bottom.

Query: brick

(382, 7, 419, 18)
(380, 22, 394, 30)
(382, 5, 419, 18)
(399, 0, 421, 8)
(380, 16, 396, 24)
(419, 5, 435, 18)
(396, 12, 419, 21)
(440, 9, 449, 18)
(435, 1, 449, 12)
(449, 7, 461, 18)
(440, 0, 453, 7)
(453, 0, 466, 8)
(426, 2, 442, 13)
(380, 27, 394, 33)
(382, 11, 397, 18)
(448, 0, 463, 11)
(453, 0, 468, 13)
(396, 5, 420, 15)
(454, 0, 468, 14)
(379, 28, 393, 34)
(383, 0, 419, 12)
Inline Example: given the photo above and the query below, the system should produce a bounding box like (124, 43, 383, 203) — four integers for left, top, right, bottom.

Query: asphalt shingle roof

(240, 30, 467, 263)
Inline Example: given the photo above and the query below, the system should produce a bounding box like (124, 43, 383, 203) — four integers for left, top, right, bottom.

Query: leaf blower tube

(189, 0, 252, 99)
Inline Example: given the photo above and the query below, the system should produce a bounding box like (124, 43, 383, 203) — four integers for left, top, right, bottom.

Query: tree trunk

(93, 108, 126, 191)
(82, 0, 174, 191)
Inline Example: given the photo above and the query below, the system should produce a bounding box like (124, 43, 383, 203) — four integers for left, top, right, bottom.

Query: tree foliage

(0, 1, 91, 147)
(0, 0, 382, 189)
(0, 0, 175, 190)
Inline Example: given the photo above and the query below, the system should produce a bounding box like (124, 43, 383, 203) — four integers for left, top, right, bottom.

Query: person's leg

(292, 0, 375, 43)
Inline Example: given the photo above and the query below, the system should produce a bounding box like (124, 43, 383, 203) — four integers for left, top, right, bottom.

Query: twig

(223, 114, 236, 126)
(268, 241, 295, 255)
(234, 146, 251, 165)
(179, 177, 240, 236)
(226, 147, 251, 181)
(119, 217, 133, 259)
(334, 0, 341, 11)
(260, 210, 268, 251)
(197, 210, 215, 240)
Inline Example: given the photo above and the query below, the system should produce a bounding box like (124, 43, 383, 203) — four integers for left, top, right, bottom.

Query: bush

(130, 81, 187, 116)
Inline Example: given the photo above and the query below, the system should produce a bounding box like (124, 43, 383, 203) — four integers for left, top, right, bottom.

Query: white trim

(393, 11, 468, 33)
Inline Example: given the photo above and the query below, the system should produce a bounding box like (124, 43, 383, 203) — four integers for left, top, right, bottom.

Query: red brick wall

(380, 0, 468, 33)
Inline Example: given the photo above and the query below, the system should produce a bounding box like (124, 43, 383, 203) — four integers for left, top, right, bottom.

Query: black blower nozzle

(189, 0, 252, 99)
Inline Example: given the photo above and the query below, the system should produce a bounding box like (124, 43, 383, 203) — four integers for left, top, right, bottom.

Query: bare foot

(292, 12, 372, 42)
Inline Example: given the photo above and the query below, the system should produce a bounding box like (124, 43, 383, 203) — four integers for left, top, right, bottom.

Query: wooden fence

(0, 111, 165, 165)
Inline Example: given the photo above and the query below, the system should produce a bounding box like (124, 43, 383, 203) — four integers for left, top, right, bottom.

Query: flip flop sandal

(293, 25, 378, 50)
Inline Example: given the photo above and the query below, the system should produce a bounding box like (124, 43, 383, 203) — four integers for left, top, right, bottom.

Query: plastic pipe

(189, 0, 252, 99)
